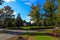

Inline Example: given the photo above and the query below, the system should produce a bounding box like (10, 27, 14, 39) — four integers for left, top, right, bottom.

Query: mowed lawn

(8, 32, 60, 40)
(9, 35, 59, 40)
(28, 35, 59, 40)
(18, 35, 59, 40)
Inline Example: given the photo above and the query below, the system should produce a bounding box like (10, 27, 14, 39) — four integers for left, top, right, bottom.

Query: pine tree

(29, 3, 42, 26)
(43, 0, 57, 26)
(56, 0, 60, 26)
(15, 13, 23, 28)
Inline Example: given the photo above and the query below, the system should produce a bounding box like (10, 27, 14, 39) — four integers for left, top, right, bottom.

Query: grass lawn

(10, 34, 60, 40)
(19, 26, 53, 30)
(8, 30, 60, 40)
(32, 35, 59, 40)
(7, 26, 60, 40)
(20, 26, 53, 28)
(6, 26, 53, 30)
(16, 35, 59, 40)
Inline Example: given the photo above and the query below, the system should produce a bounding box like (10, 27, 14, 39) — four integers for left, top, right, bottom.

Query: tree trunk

(36, 20, 39, 30)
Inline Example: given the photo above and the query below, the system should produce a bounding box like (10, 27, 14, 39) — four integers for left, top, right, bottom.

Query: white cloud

(24, 2, 31, 6)
(19, 0, 27, 1)
(24, 0, 36, 6)
(19, 0, 36, 2)
(13, 11, 16, 15)
(26, 16, 31, 22)
(11, 11, 16, 15)
(4, 0, 15, 2)
(28, 0, 36, 3)
(19, 0, 36, 6)
(11, 11, 16, 18)
(26, 16, 31, 19)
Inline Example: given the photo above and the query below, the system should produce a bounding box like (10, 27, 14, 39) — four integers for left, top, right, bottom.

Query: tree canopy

(28, 3, 42, 26)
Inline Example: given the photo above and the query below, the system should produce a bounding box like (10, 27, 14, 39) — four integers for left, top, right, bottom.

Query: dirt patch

(28, 36, 35, 40)
(8, 35, 29, 40)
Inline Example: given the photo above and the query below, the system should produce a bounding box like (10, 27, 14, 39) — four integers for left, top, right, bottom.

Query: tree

(0, 0, 4, 27)
(15, 13, 23, 28)
(0, 5, 14, 28)
(0, 0, 4, 5)
(28, 3, 42, 27)
(56, 0, 60, 26)
(5, 18, 12, 27)
(2, 5, 14, 15)
(43, 0, 57, 26)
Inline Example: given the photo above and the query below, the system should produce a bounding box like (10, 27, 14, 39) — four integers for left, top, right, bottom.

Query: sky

(1, 0, 46, 22)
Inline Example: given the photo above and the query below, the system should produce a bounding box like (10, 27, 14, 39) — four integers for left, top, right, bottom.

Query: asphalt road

(0, 29, 52, 40)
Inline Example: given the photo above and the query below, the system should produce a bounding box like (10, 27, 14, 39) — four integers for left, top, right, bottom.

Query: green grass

(17, 29, 59, 40)
(6, 26, 53, 30)
(19, 35, 59, 40)
(20, 26, 53, 28)
(19, 26, 53, 30)
(34, 35, 59, 40)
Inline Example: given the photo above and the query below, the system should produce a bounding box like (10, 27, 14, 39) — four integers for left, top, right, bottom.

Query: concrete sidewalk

(0, 33, 16, 40)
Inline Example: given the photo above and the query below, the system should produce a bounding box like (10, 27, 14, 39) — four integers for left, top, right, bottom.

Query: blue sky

(1, 0, 46, 22)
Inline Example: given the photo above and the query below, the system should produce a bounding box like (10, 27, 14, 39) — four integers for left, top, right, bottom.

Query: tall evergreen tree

(56, 0, 60, 26)
(43, 0, 57, 26)
(29, 3, 42, 26)
(15, 13, 23, 28)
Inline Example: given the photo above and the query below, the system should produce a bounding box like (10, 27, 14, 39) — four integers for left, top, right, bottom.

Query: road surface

(0, 29, 52, 40)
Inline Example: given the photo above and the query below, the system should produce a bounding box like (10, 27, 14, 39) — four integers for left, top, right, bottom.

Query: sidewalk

(0, 33, 16, 40)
